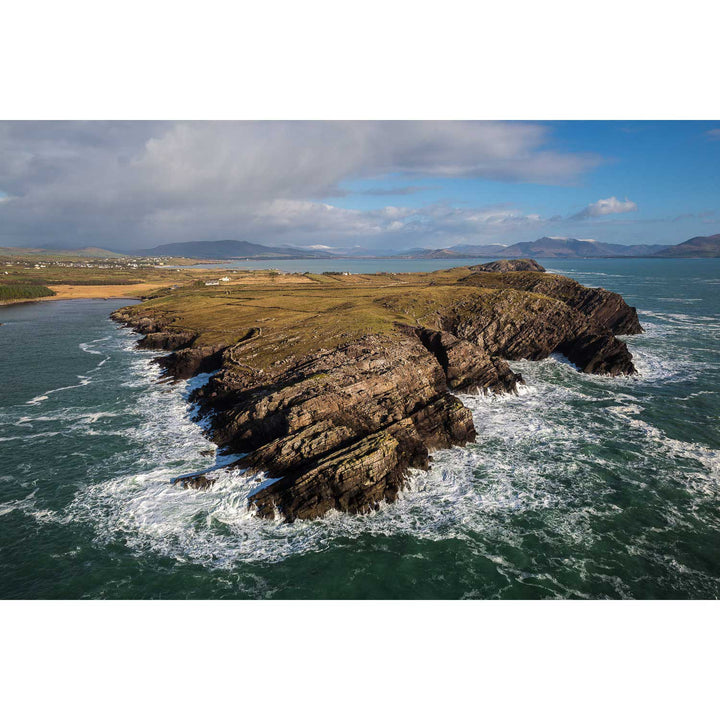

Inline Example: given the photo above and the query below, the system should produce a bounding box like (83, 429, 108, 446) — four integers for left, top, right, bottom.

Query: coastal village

(1, 255, 171, 270)
(0, 248, 298, 304)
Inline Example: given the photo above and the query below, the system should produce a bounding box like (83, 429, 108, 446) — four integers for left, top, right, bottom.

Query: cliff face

(111, 266, 642, 522)
(203, 336, 480, 520)
(460, 271, 643, 336)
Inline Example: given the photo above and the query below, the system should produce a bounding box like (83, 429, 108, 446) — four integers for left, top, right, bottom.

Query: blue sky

(0, 121, 718, 250)
(329, 122, 720, 247)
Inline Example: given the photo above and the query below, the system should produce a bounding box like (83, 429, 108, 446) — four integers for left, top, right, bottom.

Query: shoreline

(0, 280, 187, 307)
(0, 294, 142, 307)
(110, 263, 643, 522)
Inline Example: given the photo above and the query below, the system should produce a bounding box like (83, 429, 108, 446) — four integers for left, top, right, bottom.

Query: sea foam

(6, 303, 718, 598)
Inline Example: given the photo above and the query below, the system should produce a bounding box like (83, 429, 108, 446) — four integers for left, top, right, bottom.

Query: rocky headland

(469, 258, 546, 273)
(111, 263, 642, 522)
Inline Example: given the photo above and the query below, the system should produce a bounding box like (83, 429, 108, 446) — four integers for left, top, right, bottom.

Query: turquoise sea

(1, 258, 719, 598)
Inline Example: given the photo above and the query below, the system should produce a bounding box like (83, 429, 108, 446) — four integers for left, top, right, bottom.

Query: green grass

(0, 261, 240, 288)
(0, 284, 56, 301)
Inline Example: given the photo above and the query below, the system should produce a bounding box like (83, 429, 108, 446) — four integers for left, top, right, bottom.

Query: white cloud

(0, 121, 601, 249)
(571, 196, 638, 220)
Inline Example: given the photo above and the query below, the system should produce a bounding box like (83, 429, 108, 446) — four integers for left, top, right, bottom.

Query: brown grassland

(111, 266, 561, 369)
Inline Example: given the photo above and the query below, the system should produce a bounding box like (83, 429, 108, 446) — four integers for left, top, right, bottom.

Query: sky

(0, 121, 718, 251)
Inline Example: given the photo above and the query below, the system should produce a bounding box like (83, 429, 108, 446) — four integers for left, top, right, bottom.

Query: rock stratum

(111, 264, 642, 522)
(469, 258, 546, 273)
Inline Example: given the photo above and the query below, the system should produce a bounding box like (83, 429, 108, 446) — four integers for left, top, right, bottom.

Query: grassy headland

(110, 265, 597, 368)
(110, 263, 642, 521)
(114, 267, 468, 358)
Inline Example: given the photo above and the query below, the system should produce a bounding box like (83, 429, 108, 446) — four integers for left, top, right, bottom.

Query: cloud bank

(0, 121, 600, 250)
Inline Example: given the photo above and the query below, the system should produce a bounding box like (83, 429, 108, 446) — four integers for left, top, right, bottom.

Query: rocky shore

(111, 262, 642, 522)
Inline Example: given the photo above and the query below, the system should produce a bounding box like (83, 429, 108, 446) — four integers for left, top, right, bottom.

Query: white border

(2, 601, 718, 718)
(2, 2, 718, 717)
(2, 1, 719, 119)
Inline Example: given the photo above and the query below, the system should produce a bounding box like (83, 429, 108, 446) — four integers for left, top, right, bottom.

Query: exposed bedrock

(460, 271, 643, 335)
(110, 309, 227, 379)
(422, 289, 638, 376)
(250, 430, 412, 521)
(469, 258, 546, 273)
(113, 270, 642, 521)
(190, 296, 634, 519)
(409, 326, 522, 394)
(137, 330, 198, 351)
(191, 335, 478, 519)
(110, 310, 165, 335)
(155, 345, 228, 380)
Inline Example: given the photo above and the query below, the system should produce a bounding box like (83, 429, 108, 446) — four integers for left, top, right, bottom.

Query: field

(112, 266, 542, 367)
(0, 254, 237, 304)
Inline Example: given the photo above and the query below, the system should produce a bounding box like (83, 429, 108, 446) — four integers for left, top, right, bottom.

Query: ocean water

(1, 258, 719, 599)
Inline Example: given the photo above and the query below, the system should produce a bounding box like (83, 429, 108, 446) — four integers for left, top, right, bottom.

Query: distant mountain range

(653, 233, 720, 258)
(398, 234, 720, 259)
(402, 237, 674, 259)
(8, 233, 719, 260)
(134, 234, 720, 260)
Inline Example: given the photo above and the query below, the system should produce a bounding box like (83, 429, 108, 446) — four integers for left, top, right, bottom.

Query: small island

(111, 260, 642, 522)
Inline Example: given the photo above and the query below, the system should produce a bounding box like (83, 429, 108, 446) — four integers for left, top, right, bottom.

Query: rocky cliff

(469, 258, 546, 273)
(111, 265, 642, 522)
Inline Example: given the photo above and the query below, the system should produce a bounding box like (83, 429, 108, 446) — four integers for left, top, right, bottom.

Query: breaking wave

(3, 282, 720, 598)
(45, 325, 717, 601)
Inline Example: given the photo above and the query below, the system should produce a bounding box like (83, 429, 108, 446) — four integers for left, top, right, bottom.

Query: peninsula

(110, 260, 642, 522)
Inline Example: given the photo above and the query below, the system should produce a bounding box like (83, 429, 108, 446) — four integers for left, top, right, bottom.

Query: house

(204, 280, 220, 286)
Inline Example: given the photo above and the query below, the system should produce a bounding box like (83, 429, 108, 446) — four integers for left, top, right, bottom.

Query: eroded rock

(113, 267, 642, 522)
(470, 258, 546, 273)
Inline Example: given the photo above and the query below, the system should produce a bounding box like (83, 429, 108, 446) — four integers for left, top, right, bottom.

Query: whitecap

(14, 295, 717, 596)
